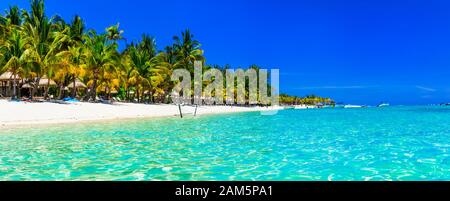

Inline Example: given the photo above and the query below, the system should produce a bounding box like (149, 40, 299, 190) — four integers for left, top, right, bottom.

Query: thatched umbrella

(0, 71, 21, 81)
(21, 83, 33, 88)
(0, 72, 22, 98)
(38, 77, 57, 99)
(66, 79, 86, 88)
(20, 83, 35, 99)
(65, 79, 86, 98)
(38, 78, 57, 87)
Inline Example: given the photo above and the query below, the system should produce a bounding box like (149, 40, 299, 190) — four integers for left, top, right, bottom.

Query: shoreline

(0, 100, 282, 127)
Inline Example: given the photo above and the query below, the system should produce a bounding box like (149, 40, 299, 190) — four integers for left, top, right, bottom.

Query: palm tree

(106, 23, 124, 42)
(6, 6, 21, 26)
(126, 43, 149, 102)
(84, 30, 118, 101)
(172, 29, 204, 72)
(99, 65, 120, 100)
(69, 15, 85, 45)
(22, 0, 66, 99)
(1, 5, 23, 63)
(119, 51, 139, 101)
(0, 6, 24, 97)
(56, 46, 86, 98)
(121, 34, 157, 102)
(51, 15, 85, 99)
(148, 52, 174, 102)
(0, 29, 29, 99)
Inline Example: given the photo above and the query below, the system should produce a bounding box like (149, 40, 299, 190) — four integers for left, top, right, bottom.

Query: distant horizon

(1, 0, 449, 105)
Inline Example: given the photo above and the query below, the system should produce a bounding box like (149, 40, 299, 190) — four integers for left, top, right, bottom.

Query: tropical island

(0, 0, 333, 125)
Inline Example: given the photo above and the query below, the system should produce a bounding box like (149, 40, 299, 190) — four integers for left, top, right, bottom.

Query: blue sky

(1, 0, 450, 105)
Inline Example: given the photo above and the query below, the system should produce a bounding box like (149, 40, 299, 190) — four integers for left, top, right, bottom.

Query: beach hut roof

(0, 72, 21, 81)
(22, 83, 33, 88)
(66, 79, 87, 88)
(38, 78, 57, 86)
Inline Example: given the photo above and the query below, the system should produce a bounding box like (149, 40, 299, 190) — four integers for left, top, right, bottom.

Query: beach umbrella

(21, 83, 33, 88)
(38, 78, 57, 87)
(0, 72, 21, 81)
(66, 79, 87, 88)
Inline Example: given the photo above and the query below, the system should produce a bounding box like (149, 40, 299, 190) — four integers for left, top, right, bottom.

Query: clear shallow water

(1, 106, 450, 181)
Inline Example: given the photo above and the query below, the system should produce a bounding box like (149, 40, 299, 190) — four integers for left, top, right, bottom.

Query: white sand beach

(0, 100, 282, 126)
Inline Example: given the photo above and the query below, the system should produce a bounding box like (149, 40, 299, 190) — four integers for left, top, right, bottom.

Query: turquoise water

(1, 106, 450, 181)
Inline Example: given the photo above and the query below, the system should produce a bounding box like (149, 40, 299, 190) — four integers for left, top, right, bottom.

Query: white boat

(344, 104, 362, 108)
(377, 103, 390, 107)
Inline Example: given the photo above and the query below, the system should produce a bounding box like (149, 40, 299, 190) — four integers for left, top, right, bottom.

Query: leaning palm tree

(0, 29, 29, 100)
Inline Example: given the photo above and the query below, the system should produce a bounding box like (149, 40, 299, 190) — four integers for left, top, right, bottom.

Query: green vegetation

(280, 94, 335, 106)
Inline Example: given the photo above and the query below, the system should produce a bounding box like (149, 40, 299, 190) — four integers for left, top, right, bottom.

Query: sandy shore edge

(0, 100, 283, 127)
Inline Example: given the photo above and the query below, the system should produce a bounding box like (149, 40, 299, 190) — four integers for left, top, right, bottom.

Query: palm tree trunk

(72, 75, 77, 98)
(91, 70, 98, 101)
(107, 86, 111, 100)
(125, 86, 129, 102)
(31, 77, 41, 100)
(136, 88, 140, 103)
(145, 90, 148, 103)
(143, 90, 147, 104)
(18, 79, 22, 98)
(44, 78, 50, 100)
(58, 83, 64, 99)
(12, 70, 17, 100)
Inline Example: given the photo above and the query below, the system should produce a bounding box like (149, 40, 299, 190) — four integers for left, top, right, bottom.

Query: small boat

(344, 104, 362, 108)
(377, 103, 390, 107)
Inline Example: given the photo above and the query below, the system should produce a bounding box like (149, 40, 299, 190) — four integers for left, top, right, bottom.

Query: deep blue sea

(1, 106, 449, 180)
